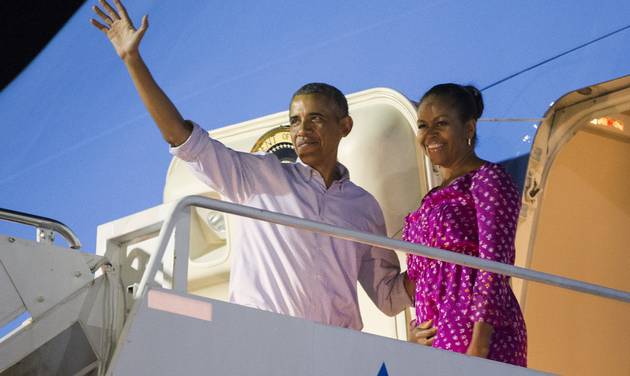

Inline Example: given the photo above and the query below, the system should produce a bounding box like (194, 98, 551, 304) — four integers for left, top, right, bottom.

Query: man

(90, 0, 426, 332)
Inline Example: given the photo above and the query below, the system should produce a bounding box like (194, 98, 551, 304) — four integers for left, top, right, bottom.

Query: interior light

(590, 117, 624, 131)
(206, 212, 226, 238)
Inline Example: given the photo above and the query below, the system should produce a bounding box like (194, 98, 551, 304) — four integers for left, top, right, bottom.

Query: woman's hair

(420, 83, 484, 122)
(419, 83, 483, 146)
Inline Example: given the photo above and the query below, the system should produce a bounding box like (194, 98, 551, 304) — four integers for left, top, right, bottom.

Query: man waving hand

(90, 0, 416, 331)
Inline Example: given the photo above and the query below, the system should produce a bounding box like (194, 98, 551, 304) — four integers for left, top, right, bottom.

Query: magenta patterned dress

(404, 162, 527, 366)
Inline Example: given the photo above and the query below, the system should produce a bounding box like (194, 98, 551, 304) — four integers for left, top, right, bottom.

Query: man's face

(289, 94, 352, 170)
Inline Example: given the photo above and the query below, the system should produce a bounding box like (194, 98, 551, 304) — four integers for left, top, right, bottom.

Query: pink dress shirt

(170, 122, 411, 330)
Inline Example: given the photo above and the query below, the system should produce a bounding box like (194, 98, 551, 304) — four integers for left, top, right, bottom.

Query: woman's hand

(90, 0, 148, 60)
(409, 319, 436, 346)
(466, 321, 493, 358)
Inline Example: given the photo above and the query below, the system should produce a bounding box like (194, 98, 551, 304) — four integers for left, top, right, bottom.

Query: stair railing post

(172, 206, 191, 294)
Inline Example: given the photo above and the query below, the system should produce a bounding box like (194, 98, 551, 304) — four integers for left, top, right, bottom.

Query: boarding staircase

(1, 196, 628, 375)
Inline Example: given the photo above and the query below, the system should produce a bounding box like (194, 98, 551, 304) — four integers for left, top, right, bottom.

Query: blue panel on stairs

(377, 362, 389, 376)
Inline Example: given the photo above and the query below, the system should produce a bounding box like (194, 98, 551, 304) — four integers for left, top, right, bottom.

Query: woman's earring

(467, 138, 472, 147)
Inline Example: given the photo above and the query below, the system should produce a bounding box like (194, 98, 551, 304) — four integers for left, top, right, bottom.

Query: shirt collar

(295, 158, 350, 187)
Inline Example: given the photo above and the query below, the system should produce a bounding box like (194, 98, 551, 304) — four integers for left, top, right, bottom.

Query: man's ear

(340, 115, 353, 137)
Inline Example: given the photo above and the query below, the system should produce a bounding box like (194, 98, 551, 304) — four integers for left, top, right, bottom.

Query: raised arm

(90, 0, 191, 146)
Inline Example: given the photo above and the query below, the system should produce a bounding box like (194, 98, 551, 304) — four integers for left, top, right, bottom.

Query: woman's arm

(468, 165, 521, 357)
(467, 321, 494, 357)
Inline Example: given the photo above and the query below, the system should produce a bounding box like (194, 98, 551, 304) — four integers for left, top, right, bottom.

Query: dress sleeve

(469, 165, 521, 327)
(402, 214, 420, 281)
(170, 121, 282, 203)
(358, 204, 413, 316)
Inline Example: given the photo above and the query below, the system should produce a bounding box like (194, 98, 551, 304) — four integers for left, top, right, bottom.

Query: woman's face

(416, 96, 474, 168)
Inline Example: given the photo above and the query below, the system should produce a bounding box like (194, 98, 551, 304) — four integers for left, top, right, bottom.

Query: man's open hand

(90, 0, 148, 60)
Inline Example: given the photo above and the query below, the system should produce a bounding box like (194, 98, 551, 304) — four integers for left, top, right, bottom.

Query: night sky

(1, 0, 84, 90)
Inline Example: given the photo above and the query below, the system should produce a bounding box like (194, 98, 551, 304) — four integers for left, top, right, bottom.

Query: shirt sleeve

(358, 204, 413, 316)
(469, 165, 521, 327)
(169, 121, 281, 203)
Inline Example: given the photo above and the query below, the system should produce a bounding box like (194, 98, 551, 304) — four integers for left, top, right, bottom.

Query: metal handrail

(136, 195, 630, 303)
(0, 208, 82, 249)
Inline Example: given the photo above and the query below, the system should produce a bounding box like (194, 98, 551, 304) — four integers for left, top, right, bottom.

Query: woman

(405, 83, 527, 366)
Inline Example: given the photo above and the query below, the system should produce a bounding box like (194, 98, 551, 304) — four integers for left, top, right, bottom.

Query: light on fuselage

(590, 117, 624, 131)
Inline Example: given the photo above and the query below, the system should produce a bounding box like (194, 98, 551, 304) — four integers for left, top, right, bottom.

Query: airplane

(1, 1, 629, 374)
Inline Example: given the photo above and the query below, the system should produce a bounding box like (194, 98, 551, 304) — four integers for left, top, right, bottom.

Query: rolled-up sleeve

(358, 207, 413, 316)
(170, 121, 280, 203)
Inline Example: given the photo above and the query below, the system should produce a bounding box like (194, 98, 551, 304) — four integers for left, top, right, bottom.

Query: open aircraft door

(514, 75, 630, 375)
(162, 88, 440, 339)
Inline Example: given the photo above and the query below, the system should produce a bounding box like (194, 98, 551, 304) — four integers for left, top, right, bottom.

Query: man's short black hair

(291, 82, 349, 117)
